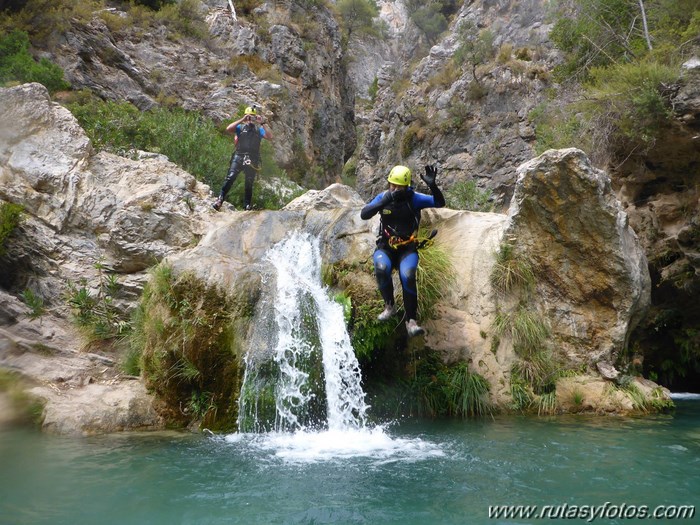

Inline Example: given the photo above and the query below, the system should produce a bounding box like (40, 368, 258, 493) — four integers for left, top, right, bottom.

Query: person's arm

(420, 165, 445, 208)
(360, 191, 393, 220)
(258, 115, 272, 140)
(225, 117, 245, 134)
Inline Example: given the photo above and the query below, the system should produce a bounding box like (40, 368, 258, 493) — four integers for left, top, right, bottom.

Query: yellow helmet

(244, 106, 257, 115)
(387, 165, 411, 186)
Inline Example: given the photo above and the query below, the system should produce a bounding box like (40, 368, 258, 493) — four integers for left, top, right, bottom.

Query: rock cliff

(47, 0, 356, 185)
(0, 83, 667, 434)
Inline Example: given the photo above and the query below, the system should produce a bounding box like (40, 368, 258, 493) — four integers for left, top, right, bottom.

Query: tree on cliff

(337, 0, 379, 40)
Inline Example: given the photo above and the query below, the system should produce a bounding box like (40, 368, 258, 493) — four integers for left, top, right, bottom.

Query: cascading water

(238, 231, 368, 433)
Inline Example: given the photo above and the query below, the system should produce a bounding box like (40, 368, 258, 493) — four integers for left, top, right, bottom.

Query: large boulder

(506, 148, 651, 363)
(0, 83, 213, 435)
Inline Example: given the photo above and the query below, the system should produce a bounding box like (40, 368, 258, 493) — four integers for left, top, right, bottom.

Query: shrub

(132, 265, 245, 430)
(0, 202, 23, 257)
(490, 243, 535, 296)
(400, 121, 425, 158)
(0, 29, 69, 92)
(67, 96, 297, 209)
(368, 76, 378, 102)
(410, 3, 447, 44)
(415, 229, 455, 319)
(367, 350, 492, 418)
(155, 0, 209, 40)
(528, 102, 586, 155)
(582, 60, 677, 151)
(65, 261, 130, 342)
(493, 305, 550, 356)
(337, 0, 379, 40)
(21, 289, 45, 319)
(445, 179, 494, 211)
(453, 21, 495, 84)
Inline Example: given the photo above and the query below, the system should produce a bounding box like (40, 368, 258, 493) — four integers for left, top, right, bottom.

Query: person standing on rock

(360, 164, 445, 337)
(213, 105, 272, 211)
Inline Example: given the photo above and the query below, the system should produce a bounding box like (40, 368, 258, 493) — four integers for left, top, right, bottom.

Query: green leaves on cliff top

(0, 29, 69, 92)
(537, 0, 697, 162)
(66, 95, 297, 209)
(550, 0, 698, 82)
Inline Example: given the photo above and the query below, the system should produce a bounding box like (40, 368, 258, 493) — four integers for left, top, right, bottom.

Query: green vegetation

(453, 21, 496, 85)
(350, 300, 397, 360)
(528, 101, 586, 155)
(404, 0, 460, 45)
(538, 0, 698, 160)
(21, 289, 45, 319)
(490, 243, 535, 296)
(445, 179, 494, 212)
(0, 369, 46, 427)
(0, 29, 69, 92)
(401, 122, 426, 158)
(131, 265, 246, 430)
(489, 241, 575, 415)
(415, 230, 455, 319)
(0, 0, 98, 47)
(66, 95, 298, 209)
(493, 305, 550, 355)
(66, 261, 130, 343)
(368, 351, 492, 418)
(0, 202, 23, 257)
(336, 0, 379, 40)
(368, 76, 379, 103)
(616, 376, 674, 413)
(2, 0, 209, 45)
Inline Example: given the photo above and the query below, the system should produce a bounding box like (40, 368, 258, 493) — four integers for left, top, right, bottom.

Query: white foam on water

(231, 232, 447, 462)
(670, 392, 700, 400)
(225, 426, 445, 463)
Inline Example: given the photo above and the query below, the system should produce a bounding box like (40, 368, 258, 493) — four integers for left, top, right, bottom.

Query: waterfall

(238, 231, 368, 433)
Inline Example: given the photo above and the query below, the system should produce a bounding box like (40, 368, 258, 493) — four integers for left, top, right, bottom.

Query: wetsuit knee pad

(373, 251, 391, 273)
(399, 252, 418, 287)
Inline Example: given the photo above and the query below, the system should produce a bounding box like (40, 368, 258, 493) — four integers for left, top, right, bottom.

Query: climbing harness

(239, 153, 262, 171)
(385, 228, 437, 250)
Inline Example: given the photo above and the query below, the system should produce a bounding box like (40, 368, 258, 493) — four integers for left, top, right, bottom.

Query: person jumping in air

(360, 164, 445, 337)
(213, 105, 272, 211)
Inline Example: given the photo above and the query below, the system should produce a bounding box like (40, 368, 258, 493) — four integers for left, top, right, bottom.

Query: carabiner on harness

(385, 228, 417, 250)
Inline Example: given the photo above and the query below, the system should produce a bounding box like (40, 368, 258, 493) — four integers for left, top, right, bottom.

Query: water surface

(1, 400, 698, 525)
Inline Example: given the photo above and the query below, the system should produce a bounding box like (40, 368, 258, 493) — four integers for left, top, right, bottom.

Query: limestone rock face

(0, 83, 213, 434)
(0, 83, 92, 232)
(355, 0, 558, 202)
(506, 148, 651, 362)
(0, 83, 213, 277)
(49, 3, 355, 186)
(0, 84, 663, 430)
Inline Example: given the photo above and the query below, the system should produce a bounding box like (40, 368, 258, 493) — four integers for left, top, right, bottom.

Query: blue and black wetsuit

(219, 123, 266, 209)
(360, 185, 445, 322)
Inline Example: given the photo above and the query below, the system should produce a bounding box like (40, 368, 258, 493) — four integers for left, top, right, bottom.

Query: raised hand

(421, 164, 438, 186)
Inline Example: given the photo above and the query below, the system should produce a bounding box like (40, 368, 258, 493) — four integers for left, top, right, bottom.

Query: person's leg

(398, 250, 424, 336)
(243, 164, 256, 210)
(373, 249, 396, 320)
(214, 154, 242, 209)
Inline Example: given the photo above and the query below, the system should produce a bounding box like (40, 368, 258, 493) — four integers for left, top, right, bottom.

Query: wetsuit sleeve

(360, 192, 391, 220)
(413, 185, 445, 209)
(430, 183, 445, 208)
